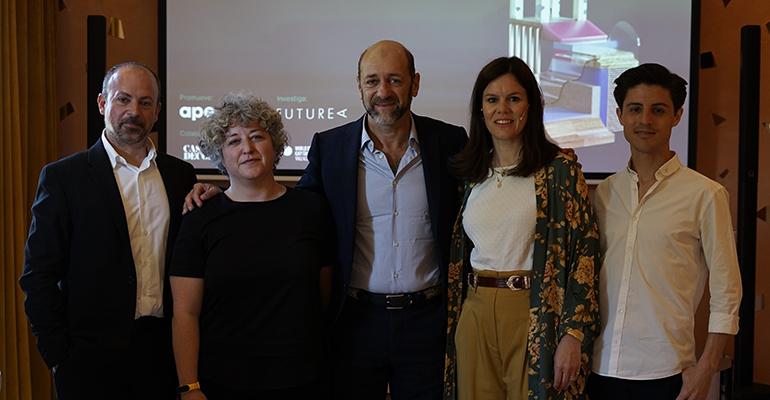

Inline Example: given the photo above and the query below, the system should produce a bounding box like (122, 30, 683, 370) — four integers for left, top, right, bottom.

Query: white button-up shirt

(102, 132, 170, 318)
(592, 153, 742, 380)
(349, 116, 439, 294)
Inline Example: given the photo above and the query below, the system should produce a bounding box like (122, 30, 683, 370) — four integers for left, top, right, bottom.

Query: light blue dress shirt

(349, 116, 440, 294)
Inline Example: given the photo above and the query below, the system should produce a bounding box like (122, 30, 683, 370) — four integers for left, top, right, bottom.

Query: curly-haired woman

(170, 93, 332, 400)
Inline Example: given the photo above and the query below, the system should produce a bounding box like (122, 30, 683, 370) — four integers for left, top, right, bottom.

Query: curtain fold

(1, 0, 58, 399)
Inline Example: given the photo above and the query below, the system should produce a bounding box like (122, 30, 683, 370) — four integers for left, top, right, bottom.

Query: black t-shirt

(170, 187, 333, 390)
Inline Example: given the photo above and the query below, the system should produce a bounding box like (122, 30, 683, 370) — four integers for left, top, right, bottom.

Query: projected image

(509, 0, 640, 149)
(163, 0, 693, 176)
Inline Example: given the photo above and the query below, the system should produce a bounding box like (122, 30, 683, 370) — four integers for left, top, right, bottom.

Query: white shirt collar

(625, 151, 683, 182)
(101, 130, 157, 169)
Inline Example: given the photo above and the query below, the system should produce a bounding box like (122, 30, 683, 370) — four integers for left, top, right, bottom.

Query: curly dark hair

(198, 92, 289, 175)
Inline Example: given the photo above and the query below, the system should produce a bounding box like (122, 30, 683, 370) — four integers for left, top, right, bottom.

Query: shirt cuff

(708, 312, 740, 335)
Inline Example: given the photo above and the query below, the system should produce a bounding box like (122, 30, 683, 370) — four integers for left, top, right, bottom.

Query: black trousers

(198, 371, 330, 400)
(329, 293, 446, 400)
(53, 316, 177, 400)
(587, 373, 683, 400)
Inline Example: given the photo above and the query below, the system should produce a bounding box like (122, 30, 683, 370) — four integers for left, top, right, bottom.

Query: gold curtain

(1, 0, 58, 399)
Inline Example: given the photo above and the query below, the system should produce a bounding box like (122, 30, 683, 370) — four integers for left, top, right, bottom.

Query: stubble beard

(106, 115, 150, 146)
(364, 96, 411, 126)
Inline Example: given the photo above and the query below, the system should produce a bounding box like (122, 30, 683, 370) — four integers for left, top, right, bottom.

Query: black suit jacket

(296, 113, 467, 326)
(19, 139, 197, 369)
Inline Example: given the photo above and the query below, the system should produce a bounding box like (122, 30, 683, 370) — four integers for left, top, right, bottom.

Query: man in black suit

(19, 62, 197, 399)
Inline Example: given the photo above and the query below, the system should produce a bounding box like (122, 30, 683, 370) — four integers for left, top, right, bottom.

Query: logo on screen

(179, 106, 215, 122)
(276, 108, 347, 120)
(182, 144, 209, 161)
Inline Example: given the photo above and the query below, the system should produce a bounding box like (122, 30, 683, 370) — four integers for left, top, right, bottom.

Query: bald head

(102, 62, 161, 103)
(358, 40, 415, 79)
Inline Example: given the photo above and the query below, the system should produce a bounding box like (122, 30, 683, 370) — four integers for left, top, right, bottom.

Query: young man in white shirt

(588, 63, 742, 400)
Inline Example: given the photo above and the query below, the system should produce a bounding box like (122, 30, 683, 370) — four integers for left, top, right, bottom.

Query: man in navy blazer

(295, 40, 467, 400)
(19, 63, 197, 399)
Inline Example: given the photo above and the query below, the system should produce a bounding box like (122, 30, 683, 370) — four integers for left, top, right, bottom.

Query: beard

(363, 95, 411, 126)
(106, 115, 150, 145)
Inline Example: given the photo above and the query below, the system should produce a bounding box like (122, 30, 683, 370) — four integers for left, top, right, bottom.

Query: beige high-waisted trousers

(456, 269, 530, 400)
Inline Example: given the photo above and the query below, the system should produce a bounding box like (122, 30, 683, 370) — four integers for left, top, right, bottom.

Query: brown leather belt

(467, 272, 531, 291)
(347, 285, 442, 310)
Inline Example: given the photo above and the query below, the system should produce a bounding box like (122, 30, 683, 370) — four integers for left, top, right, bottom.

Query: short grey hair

(198, 92, 288, 175)
(102, 62, 161, 102)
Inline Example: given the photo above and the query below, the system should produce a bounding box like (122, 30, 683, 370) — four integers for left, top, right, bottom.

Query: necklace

(492, 152, 522, 188)
(494, 168, 507, 188)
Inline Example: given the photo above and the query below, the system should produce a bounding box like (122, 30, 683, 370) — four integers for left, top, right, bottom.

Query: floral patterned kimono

(444, 154, 600, 400)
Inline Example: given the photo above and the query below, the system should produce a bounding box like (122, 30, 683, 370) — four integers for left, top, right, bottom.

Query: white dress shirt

(592, 153, 742, 379)
(349, 116, 439, 294)
(463, 168, 535, 272)
(101, 132, 170, 318)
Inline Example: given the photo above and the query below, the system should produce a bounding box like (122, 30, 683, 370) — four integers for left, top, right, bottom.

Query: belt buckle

(386, 294, 408, 310)
(468, 273, 478, 289)
(506, 275, 529, 291)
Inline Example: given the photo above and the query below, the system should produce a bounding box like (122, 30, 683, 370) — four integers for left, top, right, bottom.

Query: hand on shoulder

(182, 183, 224, 214)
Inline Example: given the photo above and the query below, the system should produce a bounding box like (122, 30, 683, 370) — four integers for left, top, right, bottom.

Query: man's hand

(182, 183, 223, 214)
(559, 147, 581, 168)
(553, 333, 581, 391)
(675, 365, 714, 400)
(675, 333, 730, 400)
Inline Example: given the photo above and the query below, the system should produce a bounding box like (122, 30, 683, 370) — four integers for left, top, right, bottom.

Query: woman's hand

(182, 183, 223, 214)
(553, 333, 581, 391)
(180, 390, 208, 400)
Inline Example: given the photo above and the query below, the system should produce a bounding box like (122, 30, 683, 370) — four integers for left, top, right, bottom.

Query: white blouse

(462, 168, 536, 272)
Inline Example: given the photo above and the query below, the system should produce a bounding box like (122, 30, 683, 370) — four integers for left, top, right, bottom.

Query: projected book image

(509, 0, 641, 149)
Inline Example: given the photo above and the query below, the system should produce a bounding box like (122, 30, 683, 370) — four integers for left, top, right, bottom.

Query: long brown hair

(449, 57, 558, 182)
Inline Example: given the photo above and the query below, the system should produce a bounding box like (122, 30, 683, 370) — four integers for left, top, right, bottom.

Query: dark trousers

(199, 372, 330, 400)
(329, 293, 445, 400)
(53, 316, 177, 400)
(587, 373, 683, 400)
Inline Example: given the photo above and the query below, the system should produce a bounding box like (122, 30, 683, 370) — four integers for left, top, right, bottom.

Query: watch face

(176, 385, 190, 394)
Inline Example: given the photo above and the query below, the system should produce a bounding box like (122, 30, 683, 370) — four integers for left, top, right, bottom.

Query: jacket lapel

(156, 155, 183, 265)
(415, 115, 442, 247)
(337, 117, 364, 281)
(87, 140, 131, 247)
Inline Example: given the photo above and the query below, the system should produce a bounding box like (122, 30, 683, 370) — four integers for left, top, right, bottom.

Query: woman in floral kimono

(444, 56, 600, 400)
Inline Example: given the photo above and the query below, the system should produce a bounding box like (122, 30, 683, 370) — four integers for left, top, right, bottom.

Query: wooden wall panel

(697, 0, 770, 385)
(58, 0, 158, 158)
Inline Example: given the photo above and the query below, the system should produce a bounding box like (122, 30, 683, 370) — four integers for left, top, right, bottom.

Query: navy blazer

(19, 139, 197, 369)
(296, 113, 467, 325)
